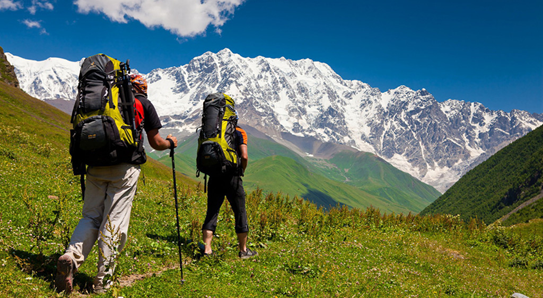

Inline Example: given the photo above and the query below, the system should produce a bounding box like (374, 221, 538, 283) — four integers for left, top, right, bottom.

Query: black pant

(202, 175, 249, 234)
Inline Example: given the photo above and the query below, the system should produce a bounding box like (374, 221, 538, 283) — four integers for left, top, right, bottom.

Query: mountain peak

(196, 48, 239, 65)
(217, 48, 233, 55)
(419, 88, 430, 96)
(391, 85, 413, 93)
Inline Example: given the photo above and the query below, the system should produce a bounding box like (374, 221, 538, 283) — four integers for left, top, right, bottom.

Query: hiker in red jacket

(56, 73, 178, 294)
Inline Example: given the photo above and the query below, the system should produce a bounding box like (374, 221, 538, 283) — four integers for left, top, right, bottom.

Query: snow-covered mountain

(7, 49, 543, 192)
(5, 53, 81, 101)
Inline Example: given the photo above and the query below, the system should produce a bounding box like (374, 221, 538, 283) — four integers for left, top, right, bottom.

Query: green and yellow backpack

(69, 53, 145, 176)
(196, 93, 240, 177)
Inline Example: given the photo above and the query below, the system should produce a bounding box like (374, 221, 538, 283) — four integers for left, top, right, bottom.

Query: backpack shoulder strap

(80, 174, 85, 201)
(70, 92, 81, 124)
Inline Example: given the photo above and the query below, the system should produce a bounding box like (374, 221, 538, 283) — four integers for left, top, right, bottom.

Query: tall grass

(2, 169, 543, 297)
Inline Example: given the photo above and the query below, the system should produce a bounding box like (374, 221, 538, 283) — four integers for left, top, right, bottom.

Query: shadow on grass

(301, 186, 338, 210)
(146, 233, 204, 259)
(10, 249, 94, 294)
(146, 233, 190, 243)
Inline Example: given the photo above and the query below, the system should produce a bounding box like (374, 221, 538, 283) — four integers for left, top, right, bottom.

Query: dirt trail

(119, 265, 179, 288)
(500, 189, 543, 222)
(72, 265, 180, 297)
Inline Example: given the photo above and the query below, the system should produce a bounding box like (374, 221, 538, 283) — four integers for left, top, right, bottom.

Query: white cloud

(22, 19, 41, 28)
(22, 19, 49, 34)
(28, 0, 54, 15)
(74, 0, 245, 37)
(0, 0, 22, 10)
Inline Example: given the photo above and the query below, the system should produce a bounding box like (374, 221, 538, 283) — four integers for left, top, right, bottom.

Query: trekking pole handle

(167, 138, 175, 157)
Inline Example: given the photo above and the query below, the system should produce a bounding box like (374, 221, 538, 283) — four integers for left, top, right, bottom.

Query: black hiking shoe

(55, 254, 75, 294)
(239, 248, 258, 259)
(93, 280, 112, 294)
(202, 251, 216, 258)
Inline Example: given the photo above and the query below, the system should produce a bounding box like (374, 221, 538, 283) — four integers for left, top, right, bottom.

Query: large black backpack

(196, 93, 240, 177)
(69, 54, 144, 176)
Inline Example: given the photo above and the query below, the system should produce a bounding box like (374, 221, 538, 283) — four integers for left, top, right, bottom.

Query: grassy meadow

(1, 79, 543, 297)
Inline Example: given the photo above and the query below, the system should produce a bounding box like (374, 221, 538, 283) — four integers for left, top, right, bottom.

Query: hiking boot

(203, 251, 216, 257)
(93, 280, 112, 294)
(93, 283, 108, 294)
(239, 248, 258, 259)
(55, 254, 75, 294)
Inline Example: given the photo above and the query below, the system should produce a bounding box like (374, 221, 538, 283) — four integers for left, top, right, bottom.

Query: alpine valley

(6, 49, 543, 213)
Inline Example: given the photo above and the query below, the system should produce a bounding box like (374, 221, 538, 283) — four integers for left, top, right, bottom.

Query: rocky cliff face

(6, 49, 543, 192)
(0, 47, 20, 88)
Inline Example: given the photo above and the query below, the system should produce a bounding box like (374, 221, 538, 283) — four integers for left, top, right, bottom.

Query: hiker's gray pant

(64, 163, 140, 287)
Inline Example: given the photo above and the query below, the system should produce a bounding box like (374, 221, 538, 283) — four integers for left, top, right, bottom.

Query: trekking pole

(169, 142, 185, 284)
(118, 61, 138, 142)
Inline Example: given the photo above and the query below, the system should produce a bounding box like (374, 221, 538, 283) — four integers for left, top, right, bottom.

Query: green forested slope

(421, 124, 543, 225)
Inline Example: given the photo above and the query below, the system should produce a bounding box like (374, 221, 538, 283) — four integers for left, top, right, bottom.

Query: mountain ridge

(6, 49, 543, 192)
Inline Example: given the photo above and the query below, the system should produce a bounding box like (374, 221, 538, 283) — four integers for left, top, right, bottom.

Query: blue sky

(1, 0, 542, 113)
